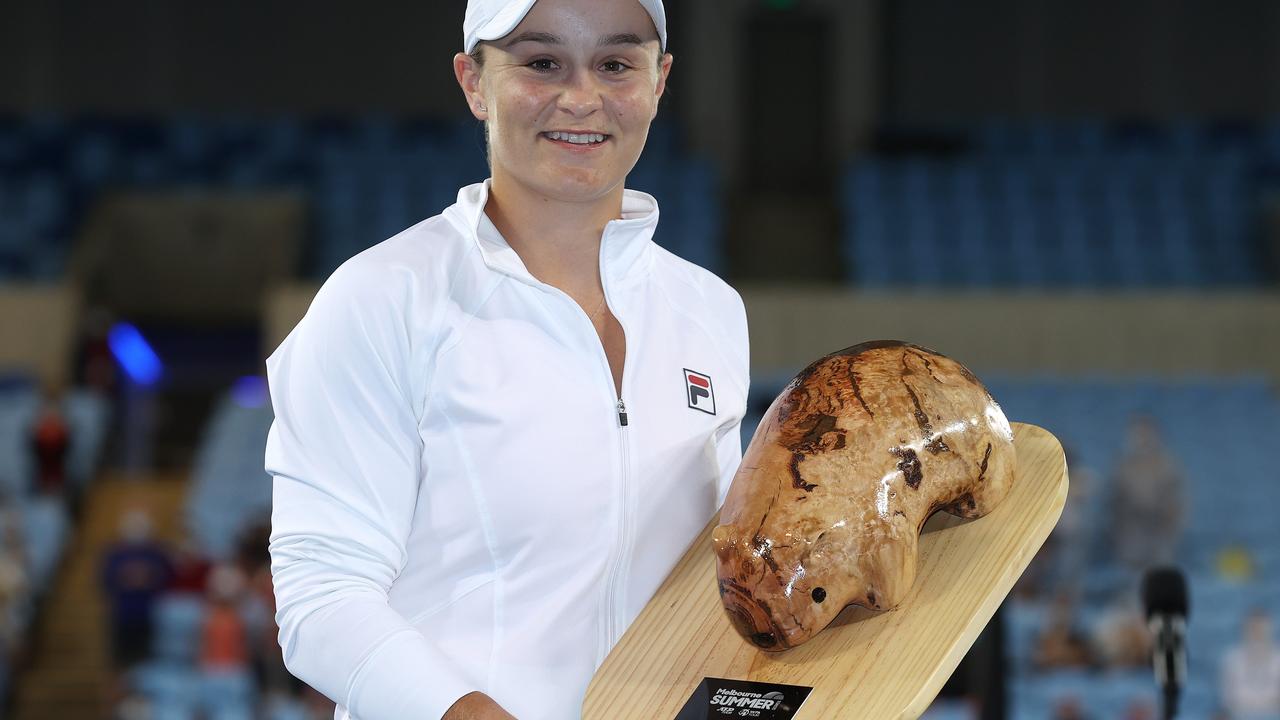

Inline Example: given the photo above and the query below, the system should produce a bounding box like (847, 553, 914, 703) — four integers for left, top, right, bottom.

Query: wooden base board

(584, 422, 1068, 720)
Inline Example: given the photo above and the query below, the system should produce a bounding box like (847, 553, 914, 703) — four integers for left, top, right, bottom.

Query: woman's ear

(454, 52, 489, 121)
(652, 52, 674, 119)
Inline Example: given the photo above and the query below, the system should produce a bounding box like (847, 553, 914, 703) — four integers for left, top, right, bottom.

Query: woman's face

(456, 0, 672, 204)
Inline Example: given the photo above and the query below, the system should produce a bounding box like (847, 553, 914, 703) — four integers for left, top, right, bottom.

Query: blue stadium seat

(626, 156, 724, 275)
(0, 386, 40, 497)
(131, 661, 200, 716)
(265, 697, 315, 720)
(19, 497, 69, 592)
(919, 698, 976, 719)
(844, 118, 1275, 289)
(152, 595, 207, 664)
(187, 392, 277, 559)
(199, 669, 256, 720)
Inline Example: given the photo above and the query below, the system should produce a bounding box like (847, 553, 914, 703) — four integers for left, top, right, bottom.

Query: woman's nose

(556, 69, 604, 117)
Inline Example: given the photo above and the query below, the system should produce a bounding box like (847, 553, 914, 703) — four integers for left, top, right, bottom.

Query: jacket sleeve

(715, 289, 751, 508)
(264, 259, 474, 720)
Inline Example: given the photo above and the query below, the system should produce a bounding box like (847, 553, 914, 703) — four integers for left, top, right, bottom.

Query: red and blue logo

(684, 369, 716, 415)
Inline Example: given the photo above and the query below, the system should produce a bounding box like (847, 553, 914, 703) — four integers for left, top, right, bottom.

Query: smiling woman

(264, 1, 750, 720)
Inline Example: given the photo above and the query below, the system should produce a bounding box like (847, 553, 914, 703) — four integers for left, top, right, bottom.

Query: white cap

(463, 0, 667, 54)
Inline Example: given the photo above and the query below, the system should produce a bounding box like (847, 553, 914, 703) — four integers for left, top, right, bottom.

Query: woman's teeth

(545, 131, 606, 145)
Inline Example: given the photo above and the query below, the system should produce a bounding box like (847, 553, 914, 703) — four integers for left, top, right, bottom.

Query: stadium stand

(0, 114, 724, 285)
(843, 118, 1280, 289)
(0, 380, 110, 707)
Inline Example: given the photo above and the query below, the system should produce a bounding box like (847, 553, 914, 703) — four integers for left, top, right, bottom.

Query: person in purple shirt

(100, 508, 173, 670)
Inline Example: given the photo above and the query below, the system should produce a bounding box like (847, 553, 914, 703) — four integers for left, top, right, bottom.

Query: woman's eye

(528, 59, 557, 72)
(602, 61, 630, 73)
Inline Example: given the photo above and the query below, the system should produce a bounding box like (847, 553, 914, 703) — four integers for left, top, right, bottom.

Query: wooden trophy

(584, 422, 1067, 719)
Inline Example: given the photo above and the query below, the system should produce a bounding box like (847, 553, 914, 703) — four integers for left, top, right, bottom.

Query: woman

(264, 1, 749, 718)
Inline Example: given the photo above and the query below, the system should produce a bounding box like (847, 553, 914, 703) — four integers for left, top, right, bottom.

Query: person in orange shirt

(200, 564, 249, 671)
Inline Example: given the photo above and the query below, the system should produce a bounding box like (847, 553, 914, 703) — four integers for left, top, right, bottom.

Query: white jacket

(265, 179, 749, 720)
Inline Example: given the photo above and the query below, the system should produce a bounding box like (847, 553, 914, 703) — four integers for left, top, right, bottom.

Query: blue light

(231, 375, 269, 408)
(107, 322, 163, 385)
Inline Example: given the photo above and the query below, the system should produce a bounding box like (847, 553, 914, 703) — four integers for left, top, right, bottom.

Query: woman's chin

(533, 170, 624, 203)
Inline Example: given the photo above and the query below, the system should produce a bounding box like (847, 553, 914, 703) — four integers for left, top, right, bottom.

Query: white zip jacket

(265, 179, 749, 720)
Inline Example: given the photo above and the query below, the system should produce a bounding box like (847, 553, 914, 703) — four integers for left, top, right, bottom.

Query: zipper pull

(617, 399, 629, 427)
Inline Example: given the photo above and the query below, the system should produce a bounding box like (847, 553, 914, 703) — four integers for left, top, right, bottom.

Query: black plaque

(674, 677, 813, 720)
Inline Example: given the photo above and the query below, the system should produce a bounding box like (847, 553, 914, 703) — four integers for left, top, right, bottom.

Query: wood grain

(583, 422, 1067, 720)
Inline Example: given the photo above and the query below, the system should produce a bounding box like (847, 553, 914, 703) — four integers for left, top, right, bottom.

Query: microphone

(1141, 567, 1190, 720)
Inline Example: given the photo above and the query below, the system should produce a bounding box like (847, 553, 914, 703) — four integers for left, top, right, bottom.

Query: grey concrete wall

(741, 289, 1280, 381)
(0, 284, 80, 391)
(684, 0, 880, 188)
(71, 192, 304, 323)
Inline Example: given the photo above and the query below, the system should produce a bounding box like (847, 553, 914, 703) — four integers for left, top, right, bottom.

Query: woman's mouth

(542, 131, 610, 151)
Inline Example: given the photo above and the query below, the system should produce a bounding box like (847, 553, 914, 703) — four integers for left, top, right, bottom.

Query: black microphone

(1141, 567, 1190, 720)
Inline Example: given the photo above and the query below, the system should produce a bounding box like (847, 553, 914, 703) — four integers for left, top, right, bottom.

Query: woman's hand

(442, 691, 518, 720)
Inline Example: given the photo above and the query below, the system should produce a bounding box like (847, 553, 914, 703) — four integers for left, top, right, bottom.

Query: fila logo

(684, 369, 716, 415)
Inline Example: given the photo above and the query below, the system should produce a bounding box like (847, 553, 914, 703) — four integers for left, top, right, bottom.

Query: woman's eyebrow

(503, 31, 563, 47)
(597, 32, 645, 48)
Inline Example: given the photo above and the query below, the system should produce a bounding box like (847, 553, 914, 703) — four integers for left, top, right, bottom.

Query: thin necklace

(588, 294, 607, 321)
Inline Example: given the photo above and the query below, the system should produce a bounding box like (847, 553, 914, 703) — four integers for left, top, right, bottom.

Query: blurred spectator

(30, 388, 71, 496)
(1121, 699, 1156, 720)
(246, 559, 293, 705)
(1052, 448, 1095, 597)
(1092, 597, 1151, 670)
(168, 536, 211, 595)
(76, 305, 117, 393)
(115, 694, 151, 720)
(200, 564, 249, 673)
(1033, 592, 1096, 671)
(199, 564, 256, 718)
(238, 522, 293, 703)
(100, 509, 172, 671)
(1052, 696, 1089, 720)
(1219, 608, 1280, 719)
(1020, 447, 1096, 600)
(1109, 415, 1185, 573)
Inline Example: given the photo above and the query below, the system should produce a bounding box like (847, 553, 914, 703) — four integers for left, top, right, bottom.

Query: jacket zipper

(605, 403, 631, 649)
(596, 230, 632, 659)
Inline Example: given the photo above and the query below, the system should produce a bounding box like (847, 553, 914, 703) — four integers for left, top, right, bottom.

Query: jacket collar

(447, 179, 658, 286)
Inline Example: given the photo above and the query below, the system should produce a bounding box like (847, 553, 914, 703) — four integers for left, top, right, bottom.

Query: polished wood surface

(714, 342, 1019, 650)
(583, 422, 1067, 720)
